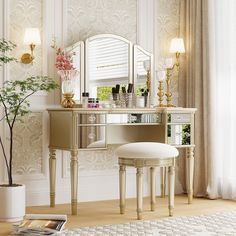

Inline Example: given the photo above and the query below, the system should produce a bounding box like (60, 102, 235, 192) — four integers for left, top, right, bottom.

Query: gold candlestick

(157, 80, 164, 107)
(146, 69, 151, 92)
(165, 68, 175, 107)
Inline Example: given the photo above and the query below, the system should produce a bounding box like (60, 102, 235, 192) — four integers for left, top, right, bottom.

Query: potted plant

(0, 39, 58, 222)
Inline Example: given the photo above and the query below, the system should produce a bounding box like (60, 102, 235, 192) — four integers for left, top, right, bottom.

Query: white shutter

(88, 37, 129, 81)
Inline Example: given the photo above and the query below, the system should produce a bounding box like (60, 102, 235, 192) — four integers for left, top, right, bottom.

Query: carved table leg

(136, 167, 143, 220)
(49, 148, 56, 207)
(168, 160, 175, 217)
(150, 167, 156, 211)
(186, 146, 195, 204)
(119, 165, 126, 214)
(160, 167, 166, 197)
(70, 150, 79, 215)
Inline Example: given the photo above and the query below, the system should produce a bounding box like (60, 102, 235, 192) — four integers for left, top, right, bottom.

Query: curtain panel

(179, 0, 210, 197)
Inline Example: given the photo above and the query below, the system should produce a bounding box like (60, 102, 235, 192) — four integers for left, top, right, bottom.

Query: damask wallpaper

(8, 0, 43, 175)
(156, 0, 180, 103)
(12, 113, 43, 175)
(67, 0, 137, 44)
(9, 0, 42, 81)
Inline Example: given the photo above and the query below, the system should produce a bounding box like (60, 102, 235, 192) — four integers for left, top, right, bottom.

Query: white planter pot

(0, 184, 25, 222)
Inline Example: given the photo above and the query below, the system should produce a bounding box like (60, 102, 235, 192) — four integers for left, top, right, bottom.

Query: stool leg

(119, 165, 126, 214)
(168, 161, 175, 216)
(160, 167, 166, 197)
(136, 167, 143, 220)
(150, 167, 156, 211)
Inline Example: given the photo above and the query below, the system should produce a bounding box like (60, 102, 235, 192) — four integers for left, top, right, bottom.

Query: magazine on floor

(12, 214, 67, 235)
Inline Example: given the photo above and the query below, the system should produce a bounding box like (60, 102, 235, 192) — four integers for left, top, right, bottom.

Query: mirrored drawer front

(167, 124, 191, 145)
(128, 113, 162, 124)
(107, 113, 162, 124)
(79, 114, 106, 125)
(169, 113, 191, 123)
(78, 125, 106, 149)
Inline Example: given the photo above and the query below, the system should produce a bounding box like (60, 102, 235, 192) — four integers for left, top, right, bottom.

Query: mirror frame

(66, 41, 85, 103)
(85, 34, 133, 94)
(133, 44, 154, 97)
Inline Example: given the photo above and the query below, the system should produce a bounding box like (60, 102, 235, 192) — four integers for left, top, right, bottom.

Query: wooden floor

(1, 195, 236, 235)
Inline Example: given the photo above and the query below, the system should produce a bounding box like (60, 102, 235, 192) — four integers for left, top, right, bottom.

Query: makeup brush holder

(120, 93, 134, 108)
(136, 95, 150, 108)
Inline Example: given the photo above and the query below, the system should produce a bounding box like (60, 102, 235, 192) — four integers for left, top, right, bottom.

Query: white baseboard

(26, 168, 183, 206)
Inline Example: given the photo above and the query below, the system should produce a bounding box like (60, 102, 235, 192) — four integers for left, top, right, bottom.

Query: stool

(115, 142, 179, 220)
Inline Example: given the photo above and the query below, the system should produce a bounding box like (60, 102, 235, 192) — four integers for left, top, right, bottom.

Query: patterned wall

(9, 0, 42, 81)
(8, 0, 43, 175)
(155, 0, 180, 104)
(67, 0, 137, 45)
(12, 113, 43, 175)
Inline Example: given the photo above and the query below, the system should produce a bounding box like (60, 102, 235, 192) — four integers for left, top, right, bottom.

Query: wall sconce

(164, 38, 185, 107)
(21, 28, 41, 64)
(169, 37, 185, 70)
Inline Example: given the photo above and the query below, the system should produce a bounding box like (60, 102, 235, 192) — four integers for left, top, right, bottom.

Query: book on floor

(12, 214, 67, 235)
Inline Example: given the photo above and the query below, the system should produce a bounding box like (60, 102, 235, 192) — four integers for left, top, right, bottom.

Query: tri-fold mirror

(67, 34, 154, 103)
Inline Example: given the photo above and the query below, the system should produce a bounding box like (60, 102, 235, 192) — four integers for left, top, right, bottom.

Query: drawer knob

(88, 115, 96, 122)
(88, 133, 96, 140)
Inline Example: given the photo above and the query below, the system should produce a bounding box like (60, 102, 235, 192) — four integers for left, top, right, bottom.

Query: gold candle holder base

(157, 80, 164, 107)
(167, 104, 176, 107)
(61, 93, 75, 108)
(165, 68, 176, 107)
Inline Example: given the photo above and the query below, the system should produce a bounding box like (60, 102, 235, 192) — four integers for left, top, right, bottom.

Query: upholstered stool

(115, 142, 179, 220)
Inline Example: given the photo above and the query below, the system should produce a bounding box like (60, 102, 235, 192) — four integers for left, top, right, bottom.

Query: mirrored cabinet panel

(167, 124, 191, 146)
(107, 113, 161, 124)
(85, 34, 133, 100)
(78, 125, 107, 149)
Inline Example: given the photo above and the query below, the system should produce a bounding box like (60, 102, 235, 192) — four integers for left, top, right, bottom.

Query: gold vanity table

(48, 107, 196, 215)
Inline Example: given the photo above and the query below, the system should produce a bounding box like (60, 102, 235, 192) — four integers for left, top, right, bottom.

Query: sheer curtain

(179, 0, 236, 200)
(207, 0, 236, 199)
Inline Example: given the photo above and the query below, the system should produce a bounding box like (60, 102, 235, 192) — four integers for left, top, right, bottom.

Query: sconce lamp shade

(143, 60, 151, 71)
(169, 38, 185, 53)
(23, 28, 41, 45)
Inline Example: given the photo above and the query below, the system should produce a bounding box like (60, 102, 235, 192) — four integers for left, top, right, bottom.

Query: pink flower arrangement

(55, 47, 75, 71)
(51, 40, 75, 71)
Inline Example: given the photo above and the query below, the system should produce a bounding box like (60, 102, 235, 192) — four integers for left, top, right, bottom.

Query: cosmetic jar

(88, 98, 99, 108)
(82, 92, 89, 108)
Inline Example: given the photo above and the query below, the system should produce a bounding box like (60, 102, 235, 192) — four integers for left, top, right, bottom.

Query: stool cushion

(115, 142, 179, 159)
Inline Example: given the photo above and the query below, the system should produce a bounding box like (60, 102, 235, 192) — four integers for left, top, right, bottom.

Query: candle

(164, 57, 174, 69)
(143, 60, 151, 71)
(157, 70, 166, 81)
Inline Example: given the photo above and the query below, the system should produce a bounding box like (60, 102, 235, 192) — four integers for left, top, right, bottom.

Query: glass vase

(58, 70, 79, 108)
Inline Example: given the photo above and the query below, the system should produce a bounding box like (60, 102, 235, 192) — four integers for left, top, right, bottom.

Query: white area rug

(61, 212, 236, 236)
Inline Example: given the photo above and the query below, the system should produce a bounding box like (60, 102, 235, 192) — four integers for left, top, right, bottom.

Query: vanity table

(48, 107, 196, 215)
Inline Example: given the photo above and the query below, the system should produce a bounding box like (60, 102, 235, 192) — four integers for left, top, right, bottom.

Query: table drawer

(79, 114, 106, 125)
(170, 113, 191, 123)
(78, 125, 106, 149)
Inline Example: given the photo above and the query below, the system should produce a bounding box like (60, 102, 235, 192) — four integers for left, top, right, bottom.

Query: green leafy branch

(0, 76, 59, 186)
(0, 39, 17, 65)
